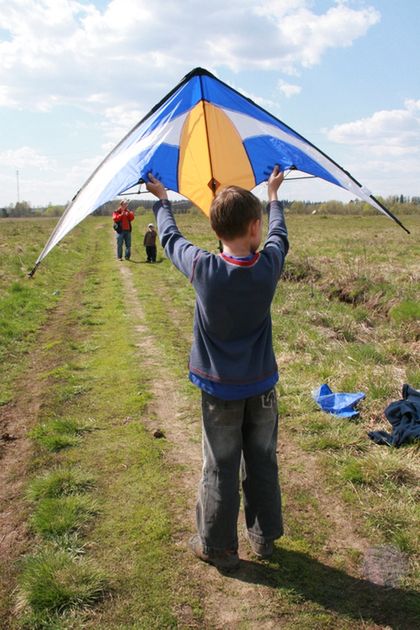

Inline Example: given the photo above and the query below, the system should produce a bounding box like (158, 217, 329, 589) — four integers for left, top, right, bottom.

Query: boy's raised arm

(146, 174, 202, 280)
(264, 165, 289, 269)
(267, 165, 284, 202)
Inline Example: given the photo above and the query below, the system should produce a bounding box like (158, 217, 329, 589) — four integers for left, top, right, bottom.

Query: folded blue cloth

(312, 384, 365, 418)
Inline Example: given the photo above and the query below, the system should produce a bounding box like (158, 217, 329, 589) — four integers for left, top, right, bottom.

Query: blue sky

(0, 0, 419, 207)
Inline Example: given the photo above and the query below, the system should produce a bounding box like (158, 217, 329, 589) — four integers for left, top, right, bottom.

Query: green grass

(30, 418, 90, 452)
(7, 220, 202, 628)
(0, 219, 94, 406)
(2, 213, 419, 629)
(389, 299, 420, 322)
(130, 212, 420, 608)
(27, 468, 95, 501)
(30, 495, 98, 539)
(17, 550, 108, 618)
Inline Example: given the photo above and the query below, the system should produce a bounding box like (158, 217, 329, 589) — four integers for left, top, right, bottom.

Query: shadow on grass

(228, 548, 419, 629)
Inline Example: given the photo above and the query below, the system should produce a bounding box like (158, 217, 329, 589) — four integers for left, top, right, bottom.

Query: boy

(143, 222, 157, 262)
(146, 166, 288, 571)
(113, 200, 135, 260)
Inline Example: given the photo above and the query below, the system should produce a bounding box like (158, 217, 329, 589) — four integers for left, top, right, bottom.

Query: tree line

(1, 195, 419, 218)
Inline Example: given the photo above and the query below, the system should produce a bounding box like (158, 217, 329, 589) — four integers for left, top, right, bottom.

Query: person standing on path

(113, 200, 135, 260)
(143, 222, 157, 262)
(146, 166, 288, 571)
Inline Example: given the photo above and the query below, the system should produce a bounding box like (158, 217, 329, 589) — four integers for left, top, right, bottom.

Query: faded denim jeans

(116, 230, 131, 259)
(197, 389, 283, 554)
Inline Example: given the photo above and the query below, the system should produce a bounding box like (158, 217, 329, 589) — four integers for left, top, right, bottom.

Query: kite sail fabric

(31, 67, 408, 274)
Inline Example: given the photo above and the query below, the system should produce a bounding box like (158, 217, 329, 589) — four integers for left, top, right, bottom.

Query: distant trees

(279, 196, 420, 216)
(41, 204, 66, 217)
(8, 201, 32, 217)
(1, 195, 419, 218)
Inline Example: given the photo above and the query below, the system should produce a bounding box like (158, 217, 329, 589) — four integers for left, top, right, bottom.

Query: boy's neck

(221, 239, 254, 258)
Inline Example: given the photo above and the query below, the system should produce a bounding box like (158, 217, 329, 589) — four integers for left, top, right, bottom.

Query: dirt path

(117, 261, 379, 629)
(118, 262, 278, 628)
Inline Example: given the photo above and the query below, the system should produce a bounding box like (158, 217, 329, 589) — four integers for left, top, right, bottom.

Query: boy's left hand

(146, 173, 168, 200)
(267, 165, 284, 201)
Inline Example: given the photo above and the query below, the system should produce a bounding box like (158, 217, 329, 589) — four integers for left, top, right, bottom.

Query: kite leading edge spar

(30, 67, 409, 276)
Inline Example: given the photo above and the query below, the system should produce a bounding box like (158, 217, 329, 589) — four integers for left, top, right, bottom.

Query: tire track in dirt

(118, 262, 284, 629)
(0, 269, 89, 626)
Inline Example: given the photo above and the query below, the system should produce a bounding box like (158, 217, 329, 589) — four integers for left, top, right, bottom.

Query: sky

(0, 0, 419, 208)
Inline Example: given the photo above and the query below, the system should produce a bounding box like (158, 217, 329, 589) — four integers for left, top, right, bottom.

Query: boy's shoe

(188, 535, 240, 571)
(245, 531, 274, 559)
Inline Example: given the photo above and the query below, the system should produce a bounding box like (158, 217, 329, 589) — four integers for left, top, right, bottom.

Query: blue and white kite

(31, 67, 408, 275)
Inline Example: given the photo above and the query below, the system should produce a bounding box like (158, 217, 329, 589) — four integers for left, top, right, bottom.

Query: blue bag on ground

(368, 384, 420, 447)
(312, 384, 365, 418)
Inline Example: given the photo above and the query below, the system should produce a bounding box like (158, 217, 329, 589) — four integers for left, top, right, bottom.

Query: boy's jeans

(197, 389, 283, 554)
(116, 231, 131, 259)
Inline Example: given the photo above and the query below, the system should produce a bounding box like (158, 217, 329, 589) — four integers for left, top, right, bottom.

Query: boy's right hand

(267, 165, 284, 202)
(146, 173, 168, 200)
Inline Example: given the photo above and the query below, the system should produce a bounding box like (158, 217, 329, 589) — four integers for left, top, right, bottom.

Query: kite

(30, 67, 409, 275)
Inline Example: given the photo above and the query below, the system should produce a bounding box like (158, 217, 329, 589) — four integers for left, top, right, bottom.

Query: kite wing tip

(28, 262, 39, 278)
(184, 67, 214, 81)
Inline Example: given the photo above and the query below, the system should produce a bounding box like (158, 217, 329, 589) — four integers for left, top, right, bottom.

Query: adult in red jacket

(113, 200, 135, 260)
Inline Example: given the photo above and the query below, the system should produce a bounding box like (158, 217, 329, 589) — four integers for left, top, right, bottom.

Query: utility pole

(16, 169, 20, 204)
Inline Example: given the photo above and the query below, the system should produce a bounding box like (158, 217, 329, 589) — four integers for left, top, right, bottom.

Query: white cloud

(278, 80, 302, 98)
(327, 99, 420, 156)
(0, 146, 52, 169)
(325, 100, 420, 197)
(0, 0, 380, 114)
(0, 1, 389, 205)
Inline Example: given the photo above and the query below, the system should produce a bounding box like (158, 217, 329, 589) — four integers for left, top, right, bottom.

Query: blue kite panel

(201, 75, 303, 142)
(108, 143, 180, 196)
(244, 136, 342, 187)
(136, 143, 180, 192)
(141, 77, 203, 137)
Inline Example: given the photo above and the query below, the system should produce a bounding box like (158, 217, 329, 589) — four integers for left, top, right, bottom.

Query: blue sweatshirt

(153, 199, 289, 398)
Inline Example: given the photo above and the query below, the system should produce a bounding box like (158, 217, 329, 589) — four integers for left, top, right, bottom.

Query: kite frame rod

(199, 74, 217, 196)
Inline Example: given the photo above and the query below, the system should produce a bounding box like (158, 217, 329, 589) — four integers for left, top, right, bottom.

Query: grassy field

(0, 211, 419, 629)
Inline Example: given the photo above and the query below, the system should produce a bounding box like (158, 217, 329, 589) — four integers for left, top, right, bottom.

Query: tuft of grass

(347, 343, 387, 365)
(389, 299, 420, 323)
(27, 468, 95, 501)
(366, 371, 397, 400)
(282, 257, 322, 282)
(17, 549, 108, 615)
(30, 495, 98, 539)
(367, 500, 420, 553)
(406, 366, 420, 389)
(30, 418, 90, 452)
(340, 452, 418, 487)
(302, 419, 366, 453)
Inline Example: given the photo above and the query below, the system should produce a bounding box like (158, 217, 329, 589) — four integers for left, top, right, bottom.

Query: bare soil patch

(0, 271, 87, 626)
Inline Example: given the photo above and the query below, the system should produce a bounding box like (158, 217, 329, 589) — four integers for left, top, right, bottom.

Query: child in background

(146, 166, 288, 571)
(143, 222, 157, 262)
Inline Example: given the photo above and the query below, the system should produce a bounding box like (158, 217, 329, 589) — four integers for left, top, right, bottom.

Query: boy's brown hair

(210, 186, 262, 240)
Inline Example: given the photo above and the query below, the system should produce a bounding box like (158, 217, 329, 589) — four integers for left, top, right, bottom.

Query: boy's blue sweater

(153, 199, 289, 396)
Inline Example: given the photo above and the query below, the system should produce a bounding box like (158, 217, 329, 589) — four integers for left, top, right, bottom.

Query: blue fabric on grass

(313, 384, 365, 418)
(368, 384, 420, 447)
